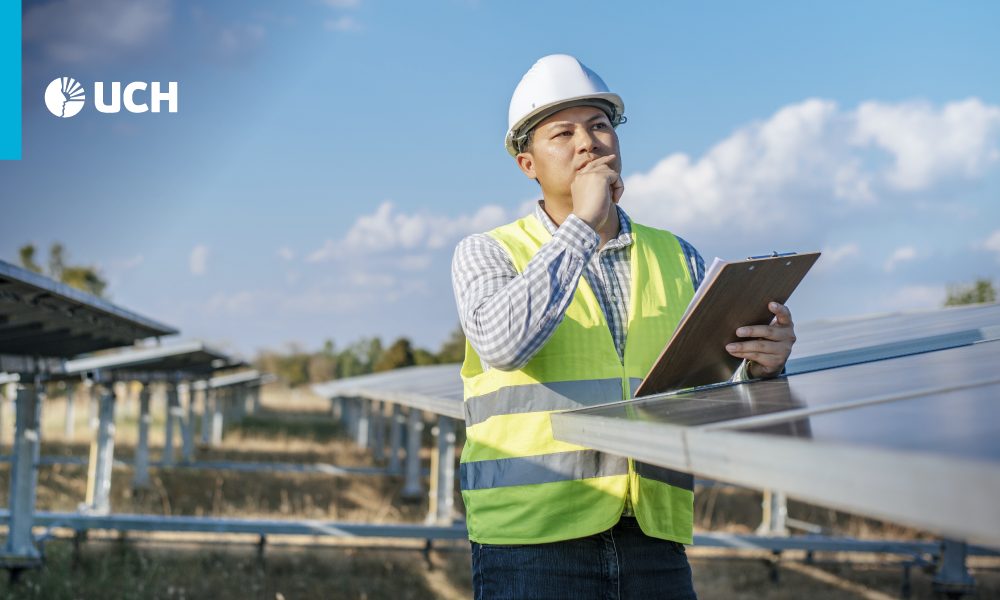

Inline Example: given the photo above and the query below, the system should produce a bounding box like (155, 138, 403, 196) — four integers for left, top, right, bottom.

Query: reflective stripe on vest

(459, 214, 696, 545)
(463, 378, 623, 426)
(461, 449, 628, 490)
(460, 451, 694, 492)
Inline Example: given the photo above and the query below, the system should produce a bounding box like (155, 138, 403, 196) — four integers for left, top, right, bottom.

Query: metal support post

(0, 383, 10, 448)
(132, 383, 151, 489)
(182, 382, 196, 463)
(210, 388, 223, 446)
(84, 386, 116, 514)
(428, 416, 456, 524)
(251, 385, 261, 415)
(371, 400, 385, 462)
(756, 489, 789, 536)
(163, 383, 179, 467)
(344, 397, 358, 438)
(388, 403, 403, 474)
(402, 408, 425, 499)
(355, 397, 370, 449)
(200, 385, 211, 445)
(330, 396, 343, 421)
(933, 539, 976, 597)
(64, 382, 76, 439)
(87, 382, 99, 432)
(1, 383, 42, 566)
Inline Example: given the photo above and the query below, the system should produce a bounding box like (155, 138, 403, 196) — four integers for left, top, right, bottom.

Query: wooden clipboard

(634, 251, 821, 397)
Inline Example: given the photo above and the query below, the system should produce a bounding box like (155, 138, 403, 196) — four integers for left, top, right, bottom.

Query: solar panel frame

(311, 364, 464, 419)
(0, 259, 177, 359)
(62, 341, 233, 381)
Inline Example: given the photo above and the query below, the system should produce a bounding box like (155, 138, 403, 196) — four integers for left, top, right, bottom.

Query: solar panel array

(307, 303, 1000, 547)
(550, 303, 1000, 548)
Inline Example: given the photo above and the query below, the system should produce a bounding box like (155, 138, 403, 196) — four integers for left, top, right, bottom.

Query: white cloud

(622, 98, 1000, 240)
(852, 98, 1000, 191)
(816, 243, 860, 271)
(103, 254, 145, 291)
(348, 271, 396, 288)
(883, 245, 918, 272)
(205, 289, 258, 317)
(277, 247, 295, 261)
(24, 0, 171, 63)
(189, 245, 209, 276)
(217, 23, 265, 58)
(880, 285, 947, 312)
(396, 254, 433, 272)
(111, 254, 145, 271)
(984, 230, 1000, 262)
(324, 16, 361, 32)
(307, 201, 509, 262)
(205, 286, 378, 318)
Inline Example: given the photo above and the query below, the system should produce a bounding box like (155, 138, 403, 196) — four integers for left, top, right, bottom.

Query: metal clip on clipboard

(747, 251, 798, 260)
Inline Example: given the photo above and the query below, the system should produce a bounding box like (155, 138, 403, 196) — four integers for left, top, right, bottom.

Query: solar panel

(731, 383, 1000, 462)
(787, 302, 1000, 373)
(63, 341, 233, 380)
(587, 338, 999, 426)
(0, 259, 176, 359)
(550, 335, 1000, 548)
(312, 364, 463, 419)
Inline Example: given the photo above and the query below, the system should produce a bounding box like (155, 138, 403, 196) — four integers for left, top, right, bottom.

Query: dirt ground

(0, 384, 996, 599)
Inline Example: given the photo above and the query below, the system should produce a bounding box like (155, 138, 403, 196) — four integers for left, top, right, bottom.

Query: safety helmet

(505, 54, 626, 157)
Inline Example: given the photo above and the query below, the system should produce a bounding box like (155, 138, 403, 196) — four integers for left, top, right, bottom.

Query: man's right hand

(570, 154, 623, 232)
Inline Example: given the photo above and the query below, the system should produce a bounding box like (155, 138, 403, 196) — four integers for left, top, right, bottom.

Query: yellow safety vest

(460, 214, 697, 545)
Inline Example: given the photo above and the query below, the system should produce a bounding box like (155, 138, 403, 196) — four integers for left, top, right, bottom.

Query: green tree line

(254, 325, 466, 387)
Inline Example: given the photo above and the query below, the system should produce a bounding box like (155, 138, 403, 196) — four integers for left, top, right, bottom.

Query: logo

(45, 77, 86, 118)
(44, 78, 179, 117)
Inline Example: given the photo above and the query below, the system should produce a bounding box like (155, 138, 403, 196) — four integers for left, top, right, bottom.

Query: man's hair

(521, 129, 535, 154)
(518, 129, 541, 186)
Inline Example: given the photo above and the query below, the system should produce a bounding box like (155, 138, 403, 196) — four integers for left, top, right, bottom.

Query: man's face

(516, 105, 621, 199)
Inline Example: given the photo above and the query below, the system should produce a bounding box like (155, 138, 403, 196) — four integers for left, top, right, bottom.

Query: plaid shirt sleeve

(675, 235, 706, 290)
(451, 214, 600, 371)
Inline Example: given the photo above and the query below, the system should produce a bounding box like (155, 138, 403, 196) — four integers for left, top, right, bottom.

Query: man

(452, 54, 796, 599)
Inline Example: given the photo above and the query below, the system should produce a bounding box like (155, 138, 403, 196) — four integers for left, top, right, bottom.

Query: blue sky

(2, 0, 999, 358)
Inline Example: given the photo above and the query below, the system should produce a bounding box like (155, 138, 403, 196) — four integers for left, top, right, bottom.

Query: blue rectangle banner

(0, 0, 21, 160)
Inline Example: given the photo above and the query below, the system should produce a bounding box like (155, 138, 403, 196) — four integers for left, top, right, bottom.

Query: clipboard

(633, 251, 821, 397)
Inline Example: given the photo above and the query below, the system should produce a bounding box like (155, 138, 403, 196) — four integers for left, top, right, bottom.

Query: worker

(451, 54, 797, 599)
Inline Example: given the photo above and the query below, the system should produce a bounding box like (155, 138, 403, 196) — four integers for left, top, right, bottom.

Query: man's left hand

(725, 302, 796, 378)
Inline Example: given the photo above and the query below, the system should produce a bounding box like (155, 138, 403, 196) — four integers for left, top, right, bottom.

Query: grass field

(0, 383, 996, 599)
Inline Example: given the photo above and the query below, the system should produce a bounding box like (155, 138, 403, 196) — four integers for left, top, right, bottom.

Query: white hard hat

(505, 54, 626, 157)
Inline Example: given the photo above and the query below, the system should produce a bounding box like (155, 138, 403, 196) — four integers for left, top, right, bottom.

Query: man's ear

(515, 152, 537, 180)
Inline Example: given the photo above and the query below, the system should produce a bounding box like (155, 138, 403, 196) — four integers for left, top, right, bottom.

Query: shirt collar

(533, 200, 634, 249)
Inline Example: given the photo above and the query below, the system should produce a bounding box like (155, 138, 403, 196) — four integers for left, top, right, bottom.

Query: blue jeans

(470, 517, 697, 600)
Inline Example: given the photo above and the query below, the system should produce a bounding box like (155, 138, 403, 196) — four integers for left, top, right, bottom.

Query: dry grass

(0, 383, 996, 599)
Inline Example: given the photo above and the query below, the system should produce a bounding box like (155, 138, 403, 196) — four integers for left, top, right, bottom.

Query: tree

(17, 242, 109, 298)
(413, 348, 438, 366)
(437, 324, 466, 363)
(61, 266, 108, 297)
(374, 337, 415, 372)
(18, 244, 42, 273)
(337, 349, 365, 379)
(945, 278, 997, 306)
